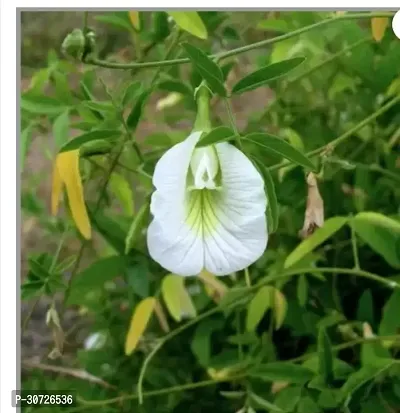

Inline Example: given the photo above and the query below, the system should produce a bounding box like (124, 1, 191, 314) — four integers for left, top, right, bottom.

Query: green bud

(80, 139, 114, 157)
(61, 29, 85, 60)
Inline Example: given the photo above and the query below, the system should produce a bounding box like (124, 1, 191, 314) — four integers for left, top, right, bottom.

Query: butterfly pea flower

(147, 86, 268, 277)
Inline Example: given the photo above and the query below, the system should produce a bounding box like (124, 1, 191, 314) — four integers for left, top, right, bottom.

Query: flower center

(189, 147, 219, 190)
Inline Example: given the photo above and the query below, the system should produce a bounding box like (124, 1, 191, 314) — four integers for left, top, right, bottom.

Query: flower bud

(61, 29, 85, 60)
(299, 172, 324, 239)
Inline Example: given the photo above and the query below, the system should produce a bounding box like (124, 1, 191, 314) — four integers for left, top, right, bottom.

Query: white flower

(146, 131, 268, 277)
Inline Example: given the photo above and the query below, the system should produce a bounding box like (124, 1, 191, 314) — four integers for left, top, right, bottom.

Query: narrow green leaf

(182, 43, 226, 96)
(196, 126, 235, 147)
(122, 80, 142, 107)
(82, 101, 115, 114)
(95, 13, 133, 31)
(379, 290, 400, 336)
(244, 132, 316, 171)
(318, 328, 334, 384)
(125, 261, 149, 298)
(126, 89, 151, 131)
(249, 392, 284, 412)
(67, 256, 126, 305)
(125, 202, 150, 255)
(251, 157, 279, 233)
(232, 57, 305, 95)
(339, 362, 394, 404)
(352, 212, 400, 269)
(52, 110, 70, 149)
(80, 139, 114, 157)
(109, 173, 134, 216)
(297, 274, 309, 307)
(249, 362, 315, 384)
(284, 216, 349, 268)
(246, 286, 273, 332)
(157, 79, 193, 97)
(21, 125, 34, 173)
(256, 19, 291, 33)
(21, 95, 69, 115)
(59, 129, 121, 153)
(168, 12, 208, 39)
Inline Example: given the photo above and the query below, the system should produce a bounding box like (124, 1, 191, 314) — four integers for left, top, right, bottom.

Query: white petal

(202, 142, 268, 276)
(147, 131, 204, 276)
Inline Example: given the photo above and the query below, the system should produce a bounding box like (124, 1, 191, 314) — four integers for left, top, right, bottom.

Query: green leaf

(80, 139, 114, 157)
(256, 19, 291, 33)
(297, 274, 309, 307)
(59, 129, 121, 153)
(21, 94, 69, 115)
(356, 290, 374, 324)
(52, 110, 70, 149)
(143, 132, 173, 148)
(125, 202, 150, 255)
(21, 280, 44, 300)
(352, 212, 400, 269)
(284, 216, 349, 268)
(196, 126, 235, 147)
(318, 328, 334, 384)
(125, 260, 149, 298)
(109, 173, 134, 216)
(339, 361, 394, 404)
(249, 392, 284, 412)
(244, 132, 316, 171)
(122, 80, 142, 107)
(21, 125, 34, 173)
(249, 362, 315, 384)
(82, 101, 116, 115)
(246, 286, 273, 332)
(251, 157, 279, 233)
(297, 396, 321, 413)
(95, 13, 133, 31)
(168, 12, 208, 39)
(232, 57, 305, 95)
(379, 290, 400, 337)
(126, 89, 151, 131)
(152, 11, 170, 42)
(67, 256, 126, 305)
(191, 319, 224, 367)
(157, 79, 193, 97)
(182, 43, 226, 96)
(273, 386, 302, 412)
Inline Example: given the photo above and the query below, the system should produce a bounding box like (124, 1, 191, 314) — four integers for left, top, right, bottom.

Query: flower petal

(147, 131, 204, 276)
(202, 142, 268, 275)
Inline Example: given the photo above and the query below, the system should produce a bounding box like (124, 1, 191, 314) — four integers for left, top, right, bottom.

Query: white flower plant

(147, 83, 268, 277)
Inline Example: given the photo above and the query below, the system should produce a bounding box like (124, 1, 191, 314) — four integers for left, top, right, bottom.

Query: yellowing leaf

(167, 11, 208, 40)
(156, 92, 183, 111)
(199, 270, 228, 302)
(371, 17, 389, 42)
(109, 173, 134, 216)
(129, 11, 140, 30)
(52, 150, 91, 239)
(154, 299, 170, 333)
(161, 274, 197, 322)
(273, 289, 288, 330)
(125, 297, 156, 355)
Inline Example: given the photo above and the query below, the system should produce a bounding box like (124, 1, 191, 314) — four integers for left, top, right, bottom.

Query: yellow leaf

(199, 270, 228, 303)
(161, 274, 197, 322)
(371, 17, 389, 42)
(53, 150, 91, 239)
(167, 11, 208, 40)
(125, 297, 156, 355)
(156, 92, 183, 111)
(154, 299, 170, 333)
(246, 286, 274, 332)
(129, 11, 140, 30)
(273, 288, 288, 330)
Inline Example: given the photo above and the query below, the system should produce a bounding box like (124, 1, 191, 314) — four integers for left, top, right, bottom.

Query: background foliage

(21, 10, 400, 413)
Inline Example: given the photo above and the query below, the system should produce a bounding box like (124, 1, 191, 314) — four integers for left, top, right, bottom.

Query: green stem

(84, 13, 393, 70)
(224, 98, 242, 149)
(194, 84, 212, 132)
(350, 220, 361, 270)
(77, 334, 400, 408)
(269, 94, 400, 172)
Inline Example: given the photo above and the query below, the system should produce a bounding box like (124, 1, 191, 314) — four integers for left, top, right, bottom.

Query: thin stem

(82, 11, 89, 32)
(244, 268, 251, 287)
(354, 163, 400, 183)
(350, 220, 361, 270)
(77, 334, 400, 407)
(269, 94, 400, 172)
(224, 98, 242, 149)
(83, 13, 393, 70)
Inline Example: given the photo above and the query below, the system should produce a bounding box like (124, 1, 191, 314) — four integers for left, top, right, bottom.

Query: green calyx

(193, 82, 212, 134)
